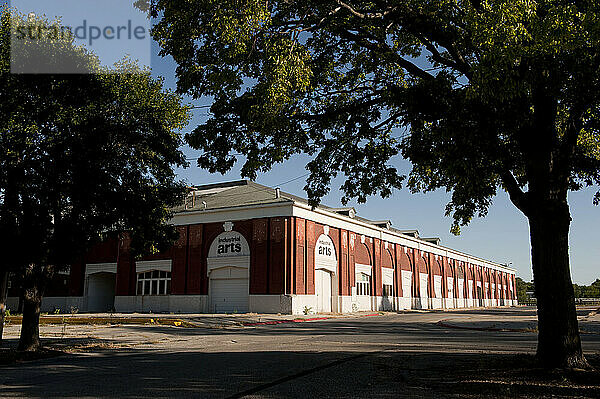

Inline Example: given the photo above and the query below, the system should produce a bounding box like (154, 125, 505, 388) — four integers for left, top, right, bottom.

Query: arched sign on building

(209, 231, 250, 257)
(314, 234, 337, 273)
(314, 233, 336, 313)
(207, 230, 250, 275)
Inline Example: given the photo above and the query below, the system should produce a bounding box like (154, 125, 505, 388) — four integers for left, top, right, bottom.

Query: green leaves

(149, 1, 600, 232)
(0, 10, 190, 269)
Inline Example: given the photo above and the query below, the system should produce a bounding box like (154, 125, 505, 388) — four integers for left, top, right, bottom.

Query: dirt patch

(6, 315, 199, 328)
(0, 347, 64, 366)
(374, 352, 600, 398)
(0, 334, 139, 366)
(447, 355, 600, 398)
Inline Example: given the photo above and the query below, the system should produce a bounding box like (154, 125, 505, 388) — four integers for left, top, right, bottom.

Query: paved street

(1, 308, 599, 398)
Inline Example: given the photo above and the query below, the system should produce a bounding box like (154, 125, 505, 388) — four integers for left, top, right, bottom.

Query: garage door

(87, 272, 116, 312)
(209, 278, 249, 313)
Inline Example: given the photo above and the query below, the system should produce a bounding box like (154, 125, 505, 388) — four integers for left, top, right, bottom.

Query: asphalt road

(1, 308, 599, 398)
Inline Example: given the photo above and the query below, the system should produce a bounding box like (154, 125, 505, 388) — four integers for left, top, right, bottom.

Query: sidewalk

(5, 311, 384, 329)
(437, 308, 600, 334)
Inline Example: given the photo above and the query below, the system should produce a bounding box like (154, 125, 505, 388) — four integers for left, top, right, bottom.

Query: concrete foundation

(6, 293, 518, 315)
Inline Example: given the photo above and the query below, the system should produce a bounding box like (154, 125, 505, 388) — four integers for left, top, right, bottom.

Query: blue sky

(6, 1, 599, 285)
(9, 1, 150, 70)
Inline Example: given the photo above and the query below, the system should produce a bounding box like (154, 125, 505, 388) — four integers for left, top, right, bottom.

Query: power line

(277, 173, 310, 186)
(186, 172, 312, 200)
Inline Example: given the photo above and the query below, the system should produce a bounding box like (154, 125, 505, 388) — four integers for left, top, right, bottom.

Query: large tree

(0, 9, 190, 350)
(146, 0, 600, 368)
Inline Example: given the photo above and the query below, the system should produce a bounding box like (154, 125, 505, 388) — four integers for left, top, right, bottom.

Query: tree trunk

(528, 203, 587, 368)
(0, 271, 8, 346)
(17, 274, 44, 352)
(17, 290, 24, 313)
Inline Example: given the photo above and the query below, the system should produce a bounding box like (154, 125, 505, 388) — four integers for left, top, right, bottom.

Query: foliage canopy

(146, 0, 600, 234)
(0, 9, 191, 273)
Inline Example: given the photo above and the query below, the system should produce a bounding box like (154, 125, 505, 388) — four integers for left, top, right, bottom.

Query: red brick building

(7, 180, 517, 314)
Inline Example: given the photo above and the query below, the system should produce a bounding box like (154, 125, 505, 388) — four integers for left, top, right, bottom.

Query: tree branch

(501, 171, 529, 214)
(336, 29, 435, 81)
(373, 112, 402, 130)
(416, 33, 471, 78)
(336, 1, 395, 19)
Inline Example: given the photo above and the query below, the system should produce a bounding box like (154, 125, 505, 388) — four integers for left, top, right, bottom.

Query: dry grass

(376, 353, 600, 398)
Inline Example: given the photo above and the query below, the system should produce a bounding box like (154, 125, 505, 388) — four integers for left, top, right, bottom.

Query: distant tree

(146, 0, 600, 368)
(515, 277, 530, 304)
(0, 9, 190, 350)
(581, 279, 600, 298)
(572, 279, 600, 298)
(573, 284, 583, 299)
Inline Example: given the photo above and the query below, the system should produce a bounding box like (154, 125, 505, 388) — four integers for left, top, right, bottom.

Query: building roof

(174, 180, 432, 238)
(172, 180, 291, 212)
(421, 237, 442, 246)
(174, 180, 419, 235)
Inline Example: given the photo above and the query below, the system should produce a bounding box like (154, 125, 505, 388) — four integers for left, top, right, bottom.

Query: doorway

(315, 269, 332, 313)
(86, 272, 116, 312)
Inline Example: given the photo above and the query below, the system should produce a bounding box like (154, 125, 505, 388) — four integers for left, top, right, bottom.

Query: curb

(242, 317, 329, 326)
(6, 316, 199, 328)
(436, 319, 599, 335)
(242, 313, 383, 327)
(5, 312, 384, 329)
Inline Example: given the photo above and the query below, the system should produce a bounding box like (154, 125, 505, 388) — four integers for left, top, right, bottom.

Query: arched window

(354, 242, 372, 296)
(356, 273, 371, 296)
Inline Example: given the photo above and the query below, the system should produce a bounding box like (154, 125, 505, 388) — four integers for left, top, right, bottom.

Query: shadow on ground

(1, 348, 599, 398)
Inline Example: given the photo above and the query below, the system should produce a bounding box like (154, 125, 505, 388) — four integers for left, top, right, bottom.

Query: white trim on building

(135, 260, 173, 273)
(170, 200, 516, 276)
(85, 263, 117, 275)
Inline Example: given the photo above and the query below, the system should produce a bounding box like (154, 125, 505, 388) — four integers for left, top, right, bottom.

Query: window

(356, 273, 371, 296)
(137, 270, 171, 295)
(383, 284, 393, 297)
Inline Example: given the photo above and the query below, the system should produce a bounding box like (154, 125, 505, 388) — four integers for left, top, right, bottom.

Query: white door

(210, 278, 249, 313)
(401, 270, 412, 299)
(315, 269, 332, 313)
(458, 279, 464, 299)
(447, 277, 454, 299)
(419, 273, 429, 309)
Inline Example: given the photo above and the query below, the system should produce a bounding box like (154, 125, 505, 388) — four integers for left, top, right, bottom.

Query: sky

(6, 1, 599, 285)
(9, 0, 151, 71)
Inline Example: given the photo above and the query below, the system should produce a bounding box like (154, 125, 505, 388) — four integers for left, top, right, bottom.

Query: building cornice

(291, 202, 516, 274)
